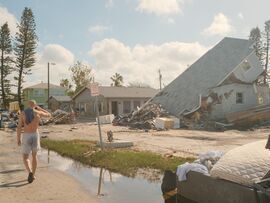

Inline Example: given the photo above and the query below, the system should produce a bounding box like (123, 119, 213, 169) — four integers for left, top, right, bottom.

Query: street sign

(90, 83, 99, 96)
(90, 82, 103, 150)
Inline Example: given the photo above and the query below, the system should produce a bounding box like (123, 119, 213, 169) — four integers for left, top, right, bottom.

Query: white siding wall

(210, 84, 269, 120)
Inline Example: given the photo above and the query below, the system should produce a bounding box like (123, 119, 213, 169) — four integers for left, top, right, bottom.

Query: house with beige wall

(72, 86, 158, 117)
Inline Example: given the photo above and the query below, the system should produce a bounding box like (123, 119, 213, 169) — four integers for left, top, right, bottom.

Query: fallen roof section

(151, 37, 256, 116)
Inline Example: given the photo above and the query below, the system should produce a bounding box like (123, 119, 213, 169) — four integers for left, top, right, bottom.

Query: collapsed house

(149, 37, 270, 129)
(48, 96, 72, 112)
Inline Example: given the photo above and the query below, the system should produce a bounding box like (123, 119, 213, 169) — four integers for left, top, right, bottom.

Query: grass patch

(41, 139, 195, 177)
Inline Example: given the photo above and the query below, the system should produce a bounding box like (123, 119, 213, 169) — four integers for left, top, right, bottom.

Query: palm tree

(110, 73, 123, 87)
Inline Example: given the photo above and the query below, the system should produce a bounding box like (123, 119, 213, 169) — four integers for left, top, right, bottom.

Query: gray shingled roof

(98, 86, 158, 98)
(50, 96, 71, 102)
(73, 86, 158, 99)
(24, 82, 65, 90)
(151, 37, 256, 116)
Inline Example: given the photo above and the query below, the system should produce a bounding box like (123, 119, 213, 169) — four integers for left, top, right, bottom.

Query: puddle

(38, 149, 165, 203)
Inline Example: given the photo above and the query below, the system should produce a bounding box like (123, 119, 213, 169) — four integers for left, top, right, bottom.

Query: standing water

(38, 149, 166, 203)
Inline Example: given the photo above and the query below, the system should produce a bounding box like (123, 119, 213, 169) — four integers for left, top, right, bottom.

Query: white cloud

(202, 13, 233, 36)
(0, 6, 18, 36)
(25, 44, 75, 87)
(105, 0, 114, 8)
(167, 18, 175, 24)
(89, 38, 208, 88)
(58, 34, 64, 39)
(88, 25, 109, 35)
(137, 0, 183, 15)
(238, 12, 244, 20)
(40, 44, 74, 64)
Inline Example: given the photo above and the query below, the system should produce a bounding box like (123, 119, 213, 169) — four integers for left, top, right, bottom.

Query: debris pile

(180, 104, 270, 131)
(45, 109, 75, 125)
(180, 110, 233, 131)
(180, 111, 211, 130)
(0, 111, 18, 129)
(113, 102, 170, 129)
(112, 101, 270, 131)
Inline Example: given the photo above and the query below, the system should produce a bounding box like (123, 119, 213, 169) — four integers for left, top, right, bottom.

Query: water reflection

(97, 168, 103, 196)
(97, 168, 115, 196)
(39, 148, 164, 203)
(161, 170, 178, 203)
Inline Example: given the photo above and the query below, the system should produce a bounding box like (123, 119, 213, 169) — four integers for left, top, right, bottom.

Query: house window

(94, 102, 104, 113)
(79, 103, 85, 112)
(34, 89, 43, 96)
(241, 61, 251, 72)
(99, 102, 104, 112)
(123, 101, 131, 114)
(133, 101, 141, 110)
(236, 92, 243, 104)
(258, 93, 264, 105)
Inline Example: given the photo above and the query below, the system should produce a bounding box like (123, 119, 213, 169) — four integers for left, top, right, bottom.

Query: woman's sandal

(28, 172, 34, 183)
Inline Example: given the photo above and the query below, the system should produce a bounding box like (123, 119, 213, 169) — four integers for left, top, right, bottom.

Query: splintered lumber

(44, 109, 74, 125)
(225, 105, 270, 125)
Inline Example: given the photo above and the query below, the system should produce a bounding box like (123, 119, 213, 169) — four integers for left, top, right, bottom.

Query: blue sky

(0, 0, 270, 88)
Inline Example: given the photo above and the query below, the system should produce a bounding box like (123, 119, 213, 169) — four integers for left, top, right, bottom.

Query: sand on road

(0, 130, 98, 203)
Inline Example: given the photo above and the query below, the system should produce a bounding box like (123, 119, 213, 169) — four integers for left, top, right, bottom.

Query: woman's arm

(34, 106, 51, 118)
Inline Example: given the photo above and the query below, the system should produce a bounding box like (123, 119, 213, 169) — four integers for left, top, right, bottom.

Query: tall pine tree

(249, 27, 262, 62)
(14, 7, 37, 107)
(263, 20, 270, 84)
(250, 20, 270, 84)
(0, 22, 12, 109)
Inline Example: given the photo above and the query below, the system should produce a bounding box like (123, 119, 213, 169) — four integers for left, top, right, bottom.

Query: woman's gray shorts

(21, 132, 40, 154)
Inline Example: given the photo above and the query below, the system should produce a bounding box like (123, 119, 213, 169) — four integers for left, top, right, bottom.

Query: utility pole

(158, 69, 162, 90)
(47, 62, 50, 109)
(47, 62, 56, 109)
(95, 96, 103, 150)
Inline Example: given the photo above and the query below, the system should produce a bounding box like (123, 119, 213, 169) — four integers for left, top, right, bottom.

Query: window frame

(236, 92, 244, 104)
(123, 101, 131, 114)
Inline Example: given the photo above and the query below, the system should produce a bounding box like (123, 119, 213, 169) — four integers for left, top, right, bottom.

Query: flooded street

(38, 149, 164, 203)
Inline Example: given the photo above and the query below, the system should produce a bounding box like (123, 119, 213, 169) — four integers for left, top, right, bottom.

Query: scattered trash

(97, 114, 115, 124)
(107, 130, 113, 142)
(155, 117, 177, 130)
